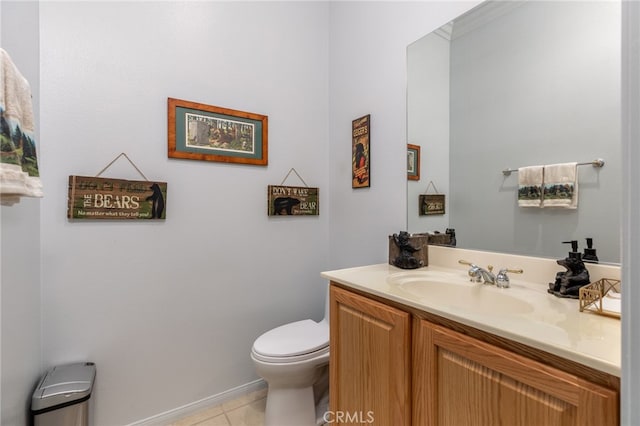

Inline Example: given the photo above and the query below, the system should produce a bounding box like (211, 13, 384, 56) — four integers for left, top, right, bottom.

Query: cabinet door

(413, 319, 618, 426)
(330, 285, 411, 426)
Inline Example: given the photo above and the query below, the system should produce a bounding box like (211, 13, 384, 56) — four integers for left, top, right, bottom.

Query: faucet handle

(459, 260, 481, 282)
(495, 268, 523, 288)
(467, 265, 483, 282)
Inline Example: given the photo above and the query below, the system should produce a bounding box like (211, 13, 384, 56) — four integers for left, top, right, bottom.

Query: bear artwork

(273, 197, 301, 215)
(548, 255, 591, 298)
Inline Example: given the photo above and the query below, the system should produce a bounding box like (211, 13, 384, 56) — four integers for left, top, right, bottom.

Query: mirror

(407, 0, 621, 264)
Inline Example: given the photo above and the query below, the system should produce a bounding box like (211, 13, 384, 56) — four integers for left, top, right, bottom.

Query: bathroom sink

(387, 271, 534, 316)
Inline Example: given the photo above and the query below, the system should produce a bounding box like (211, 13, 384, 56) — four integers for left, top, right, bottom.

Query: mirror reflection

(407, 0, 621, 264)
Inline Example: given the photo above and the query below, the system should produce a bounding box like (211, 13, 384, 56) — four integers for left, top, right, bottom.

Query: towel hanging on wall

(0, 48, 43, 206)
(517, 165, 543, 207)
(543, 162, 578, 209)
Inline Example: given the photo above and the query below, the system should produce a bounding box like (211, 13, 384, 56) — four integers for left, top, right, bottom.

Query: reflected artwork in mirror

(407, 0, 621, 264)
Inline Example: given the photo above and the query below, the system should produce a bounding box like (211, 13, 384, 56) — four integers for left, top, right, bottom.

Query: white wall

(621, 1, 640, 423)
(327, 1, 479, 269)
(0, 2, 43, 426)
(39, 2, 329, 425)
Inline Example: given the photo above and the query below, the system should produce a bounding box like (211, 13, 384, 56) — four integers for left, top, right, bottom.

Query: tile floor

(170, 388, 267, 426)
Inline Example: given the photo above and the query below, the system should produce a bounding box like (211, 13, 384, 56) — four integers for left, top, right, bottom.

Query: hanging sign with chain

(67, 153, 167, 220)
(267, 168, 319, 216)
(419, 181, 445, 216)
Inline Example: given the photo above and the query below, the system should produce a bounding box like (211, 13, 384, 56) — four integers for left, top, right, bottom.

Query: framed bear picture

(407, 144, 420, 180)
(168, 98, 268, 166)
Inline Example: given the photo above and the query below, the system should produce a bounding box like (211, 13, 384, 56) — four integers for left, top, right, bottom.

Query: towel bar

(502, 158, 605, 176)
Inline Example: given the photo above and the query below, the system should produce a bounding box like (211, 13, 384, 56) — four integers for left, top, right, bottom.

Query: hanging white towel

(0, 48, 43, 206)
(518, 165, 543, 207)
(543, 162, 578, 209)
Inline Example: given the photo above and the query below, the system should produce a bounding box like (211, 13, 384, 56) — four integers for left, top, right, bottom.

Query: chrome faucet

(458, 260, 523, 288)
(465, 262, 496, 284)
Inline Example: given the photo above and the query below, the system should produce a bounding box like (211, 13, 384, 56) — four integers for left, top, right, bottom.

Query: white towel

(543, 162, 578, 209)
(0, 48, 43, 206)
(518, 165, 543, 207)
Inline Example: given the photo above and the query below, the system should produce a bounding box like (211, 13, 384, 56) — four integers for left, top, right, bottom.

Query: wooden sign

(268, 185, 319, 216)
(68, 175, 167, 220)
(419, 194, 445, 216)
(352, 114, 370, 188)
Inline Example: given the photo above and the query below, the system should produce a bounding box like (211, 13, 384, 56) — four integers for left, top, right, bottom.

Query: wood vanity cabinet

(329, 283, 619, 426)
(329, 284, 411, 426)
(413, 319, 618, 426)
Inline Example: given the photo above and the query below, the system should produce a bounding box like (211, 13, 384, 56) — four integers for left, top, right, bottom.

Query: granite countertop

(321, 258, 621, 377)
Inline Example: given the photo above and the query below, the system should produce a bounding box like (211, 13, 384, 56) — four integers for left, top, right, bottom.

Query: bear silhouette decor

(273, 197, 300, 215)
(146, 183, 165, 219)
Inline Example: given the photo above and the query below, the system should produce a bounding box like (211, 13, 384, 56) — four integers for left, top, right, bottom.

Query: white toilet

(251, 288, 330, 426)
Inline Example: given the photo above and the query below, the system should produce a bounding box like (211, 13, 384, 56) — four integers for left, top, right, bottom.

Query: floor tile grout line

(173, 389, 267, 426)
(223, 411, 232, 426)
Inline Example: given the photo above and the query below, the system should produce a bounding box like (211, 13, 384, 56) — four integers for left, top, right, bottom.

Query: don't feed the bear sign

(267, 185, 319, 216)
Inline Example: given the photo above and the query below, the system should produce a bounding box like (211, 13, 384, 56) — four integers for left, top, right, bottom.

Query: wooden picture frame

(352, 114, 370, 188)
(168, 98, 268, 166)
(408, 144, 420, 181)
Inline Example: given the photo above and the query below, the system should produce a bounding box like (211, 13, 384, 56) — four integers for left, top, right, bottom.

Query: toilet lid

(253, 319, 329, 358)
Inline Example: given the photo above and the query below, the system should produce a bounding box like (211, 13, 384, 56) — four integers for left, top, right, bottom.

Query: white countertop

(322, 249, 621, 377)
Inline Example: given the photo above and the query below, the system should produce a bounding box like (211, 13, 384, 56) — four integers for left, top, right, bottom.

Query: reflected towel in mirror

(543, 162, 578, 209)
(518, 165, 543, 207)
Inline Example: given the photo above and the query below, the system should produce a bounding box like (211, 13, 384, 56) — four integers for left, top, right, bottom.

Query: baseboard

(127, 379, 266, 426)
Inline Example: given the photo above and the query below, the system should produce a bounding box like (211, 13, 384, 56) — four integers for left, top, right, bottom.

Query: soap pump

(562, 240, 582, 260)
(583, 238, 599, 264)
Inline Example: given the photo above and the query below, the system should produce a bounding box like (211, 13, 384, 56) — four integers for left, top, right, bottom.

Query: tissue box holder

(579, 278, 621, 319)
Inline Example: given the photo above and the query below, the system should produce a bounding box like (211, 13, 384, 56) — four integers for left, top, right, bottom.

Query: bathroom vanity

(322, 247, 620, 426)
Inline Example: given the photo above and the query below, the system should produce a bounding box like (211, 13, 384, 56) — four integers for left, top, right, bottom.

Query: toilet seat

(252, 319, 329, 363)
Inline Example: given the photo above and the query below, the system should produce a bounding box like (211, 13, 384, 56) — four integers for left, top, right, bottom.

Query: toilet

(251, 288, 330, 426)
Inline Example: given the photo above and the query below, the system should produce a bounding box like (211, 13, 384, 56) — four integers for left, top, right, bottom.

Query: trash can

(31, 362, 96, 426)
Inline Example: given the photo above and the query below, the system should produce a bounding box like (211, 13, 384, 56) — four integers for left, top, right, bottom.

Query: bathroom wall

(327, 1, 479, 269)
(39, 2, 330, 425)
(622, 2, 640, 423)
(0, 2, 43, 426)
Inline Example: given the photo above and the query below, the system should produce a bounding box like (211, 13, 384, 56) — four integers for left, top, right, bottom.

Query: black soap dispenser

(563, 240, 581, 260)
(583, 238, 599, 264)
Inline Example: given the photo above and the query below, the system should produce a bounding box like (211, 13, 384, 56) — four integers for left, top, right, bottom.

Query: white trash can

(31, 362, 96, 426)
